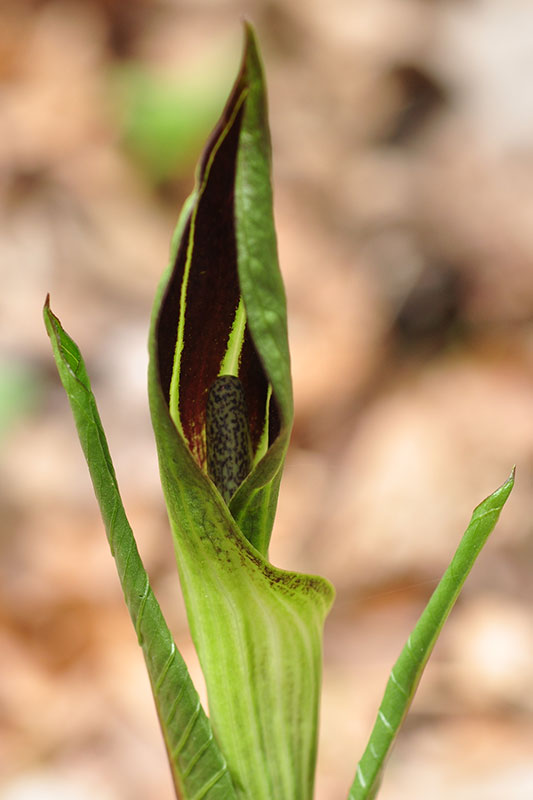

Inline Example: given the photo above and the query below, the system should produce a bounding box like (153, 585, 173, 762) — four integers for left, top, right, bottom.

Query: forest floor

(1, 2, 532, 798)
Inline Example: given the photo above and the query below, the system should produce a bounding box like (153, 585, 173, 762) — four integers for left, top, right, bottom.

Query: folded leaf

(348, 470, 515, 800)
(44, 298, 236, 800)
(149, 25, 334, 799)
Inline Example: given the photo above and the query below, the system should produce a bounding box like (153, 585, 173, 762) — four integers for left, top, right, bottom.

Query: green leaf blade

(348, 471, 515, 800)
(43, 299, 236, 800)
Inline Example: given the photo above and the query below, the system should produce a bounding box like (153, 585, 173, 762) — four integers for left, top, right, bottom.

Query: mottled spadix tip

(206, 375, 253, 503)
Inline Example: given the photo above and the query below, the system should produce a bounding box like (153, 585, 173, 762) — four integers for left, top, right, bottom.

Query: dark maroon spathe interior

(156, 76, 279, 469)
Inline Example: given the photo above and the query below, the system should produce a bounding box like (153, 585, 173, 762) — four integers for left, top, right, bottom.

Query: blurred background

(1, 1, 533, 798)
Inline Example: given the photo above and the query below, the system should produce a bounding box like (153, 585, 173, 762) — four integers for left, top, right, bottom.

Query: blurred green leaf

(0, 361, 40, 442)
(112, 61, 233, 182)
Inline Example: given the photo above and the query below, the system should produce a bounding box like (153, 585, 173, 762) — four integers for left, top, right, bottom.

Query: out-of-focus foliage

(112, 65, 230, 182)
(0, 362, 40, 442)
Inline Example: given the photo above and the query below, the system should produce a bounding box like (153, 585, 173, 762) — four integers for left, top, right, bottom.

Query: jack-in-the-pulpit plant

(44, 24, 514, 800)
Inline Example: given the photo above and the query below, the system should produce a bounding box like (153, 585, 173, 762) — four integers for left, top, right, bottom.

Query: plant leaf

(43, 298, 236, 800)
(149, 25, 334, 799)
(347, 470, 515, 800)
